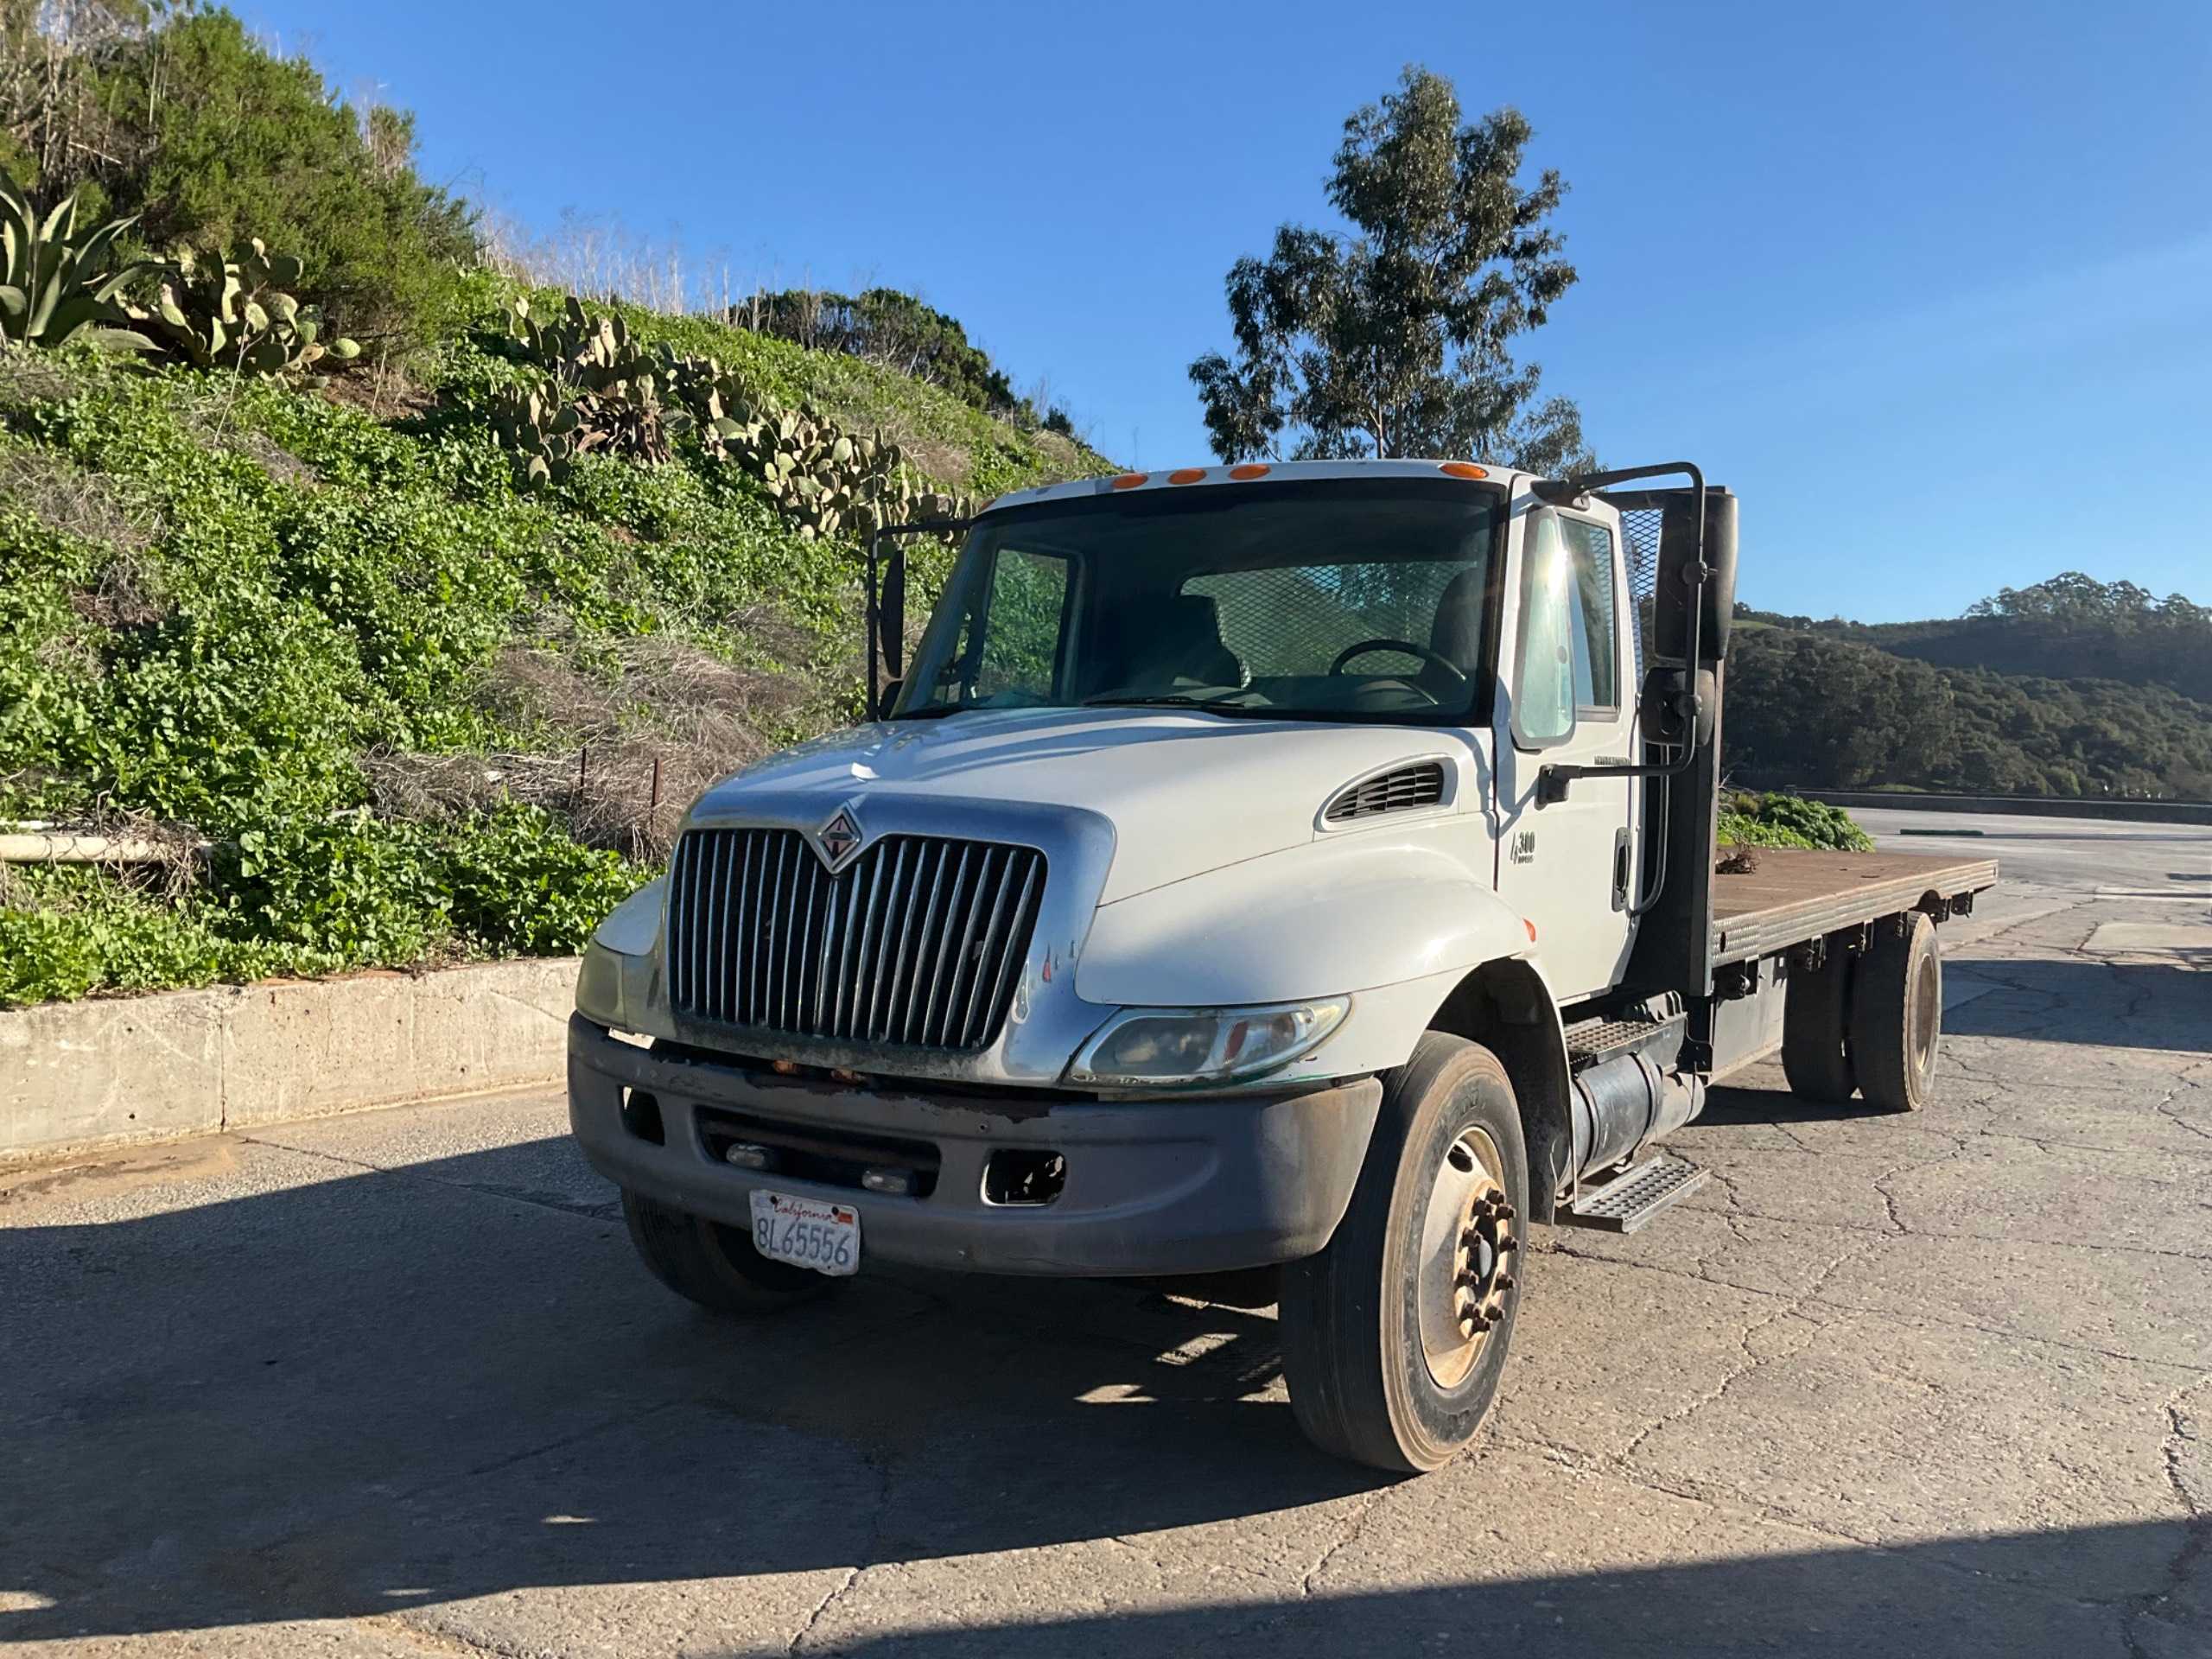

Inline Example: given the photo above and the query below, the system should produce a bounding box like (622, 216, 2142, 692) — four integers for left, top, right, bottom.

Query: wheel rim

(1415, 1124, 1516, 1390)
(1910, 956, 1941, 1073)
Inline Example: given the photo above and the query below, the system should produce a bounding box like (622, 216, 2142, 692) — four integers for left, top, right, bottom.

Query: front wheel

(1280, 1033, 1529, 1473)
(621, 1188, 842, 1316)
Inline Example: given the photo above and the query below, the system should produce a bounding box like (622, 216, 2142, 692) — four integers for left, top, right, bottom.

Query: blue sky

(246, 0, 2209, 622)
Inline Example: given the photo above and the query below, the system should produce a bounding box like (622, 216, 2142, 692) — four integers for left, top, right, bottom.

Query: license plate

(748, 1190, 861, 1277)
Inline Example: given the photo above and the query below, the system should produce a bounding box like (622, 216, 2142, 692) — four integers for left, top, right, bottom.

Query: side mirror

(865, 532, 910, 720)
(879, 677, 903, 715)
(1653, 490, 1737, 664)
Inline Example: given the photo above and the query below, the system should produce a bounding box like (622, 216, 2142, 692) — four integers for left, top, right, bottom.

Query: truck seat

(1427, 568, 1488, 683)
(1104, 594, 1245, 692)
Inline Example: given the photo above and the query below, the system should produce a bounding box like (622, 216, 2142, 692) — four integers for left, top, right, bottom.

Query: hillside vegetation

(0, 270, 1104, 1007)
(1729, 575, 2212, 801)
(0, 10, 1108, 1007)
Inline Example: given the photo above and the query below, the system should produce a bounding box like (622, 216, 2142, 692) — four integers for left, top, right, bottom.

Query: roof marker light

(1167, 467, 1206, 485)
(1230, 463, 1270, 480)
(1440, 461, 1490, 480)
(1110, 472, 1149, 490)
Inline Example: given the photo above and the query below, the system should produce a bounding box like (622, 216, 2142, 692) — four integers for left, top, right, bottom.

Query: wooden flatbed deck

(1709, 847, 1998, 966)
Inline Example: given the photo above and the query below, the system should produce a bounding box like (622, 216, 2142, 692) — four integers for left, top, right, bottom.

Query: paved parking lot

(3, 809, 2207, 1657)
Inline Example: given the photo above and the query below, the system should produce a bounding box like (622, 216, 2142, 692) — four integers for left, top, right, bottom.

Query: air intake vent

(1325, 762, 1446, 823)
(665, 829, 1046, 1052)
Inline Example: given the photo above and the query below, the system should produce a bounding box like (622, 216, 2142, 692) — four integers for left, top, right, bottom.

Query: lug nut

(1497, 1274, 1516, 1292)
(1497, 1236, 1517, 1253)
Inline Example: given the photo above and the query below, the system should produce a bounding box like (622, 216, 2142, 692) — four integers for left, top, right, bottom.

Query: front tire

(621, 1188, 841, 1315)
(1849, 912, 1942, 1112)
(1280, 1033, 1529, 1473)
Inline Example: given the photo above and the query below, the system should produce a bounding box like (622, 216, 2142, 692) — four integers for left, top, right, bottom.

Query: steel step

(1562, 1008, 1686, 1073)
(1559, 1154, 1709, 1235)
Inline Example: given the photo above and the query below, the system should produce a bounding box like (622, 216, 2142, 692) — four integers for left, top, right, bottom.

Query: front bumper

(568, 1014, 1382, 1276)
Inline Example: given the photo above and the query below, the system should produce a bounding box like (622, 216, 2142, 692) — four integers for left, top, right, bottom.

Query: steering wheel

(1329, 638, 1471, 688)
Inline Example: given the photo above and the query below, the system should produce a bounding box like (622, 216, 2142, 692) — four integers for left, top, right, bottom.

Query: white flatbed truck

(568, 459, 1995, 1471)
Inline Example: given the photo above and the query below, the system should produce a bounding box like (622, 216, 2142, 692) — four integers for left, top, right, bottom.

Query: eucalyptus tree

(1190, 66, 1590, 472)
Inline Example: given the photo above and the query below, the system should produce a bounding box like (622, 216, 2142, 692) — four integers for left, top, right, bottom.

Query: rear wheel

(1849, 912, 1942, 1113)
(1280, 1033, 1528, 1473)
(1781, 949, 1857, 1102)
(621, 1188, 841, 1315)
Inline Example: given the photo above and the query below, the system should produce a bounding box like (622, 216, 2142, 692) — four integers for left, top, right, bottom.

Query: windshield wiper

(1079, 692, 1259, 711)
(887, 702, 973, 721)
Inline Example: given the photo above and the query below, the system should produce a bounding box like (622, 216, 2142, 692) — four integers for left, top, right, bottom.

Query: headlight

(576, 877, 665, 1027)
(1067, 998, 1351, 1087)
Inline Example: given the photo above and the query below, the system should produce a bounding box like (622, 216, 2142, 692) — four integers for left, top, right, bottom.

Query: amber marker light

(1230, 463, 1271, 480)
(1440, 461, 1490, 480)
(1167, 467, 1206, 484)
(1110, 473, 1149, 489)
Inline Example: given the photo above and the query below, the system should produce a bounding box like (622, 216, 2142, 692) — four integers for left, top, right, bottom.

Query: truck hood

(692, 707, 1486, 906)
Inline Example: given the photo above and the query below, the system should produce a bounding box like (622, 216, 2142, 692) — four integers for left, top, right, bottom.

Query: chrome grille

(1325, 762, 1446, 822)
(666, 828, 1046, 1051)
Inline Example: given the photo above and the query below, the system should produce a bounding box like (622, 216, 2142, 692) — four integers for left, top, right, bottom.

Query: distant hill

(1726, 575, 2212, 801)
(1740, 573, 2212, 703)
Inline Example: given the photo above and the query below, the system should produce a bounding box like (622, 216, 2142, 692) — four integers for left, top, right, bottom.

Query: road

(3, 809, 2207, 1657)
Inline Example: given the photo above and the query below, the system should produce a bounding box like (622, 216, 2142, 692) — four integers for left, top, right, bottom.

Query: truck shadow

(1694, 1083, 1875, 1126)
(3, 1133, 2201, 1653)
(639, 1526, 2184, 1657)
(1, 1135, 1370, 1644)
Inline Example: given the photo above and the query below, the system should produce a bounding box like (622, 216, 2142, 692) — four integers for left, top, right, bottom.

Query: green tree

(1188, 66, 1587, 470)
(0, 0, 162, 188)
(22, 7, 477, 346)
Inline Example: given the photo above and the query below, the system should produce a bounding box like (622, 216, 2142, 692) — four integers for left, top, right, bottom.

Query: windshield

(891, 478, 1503, 724)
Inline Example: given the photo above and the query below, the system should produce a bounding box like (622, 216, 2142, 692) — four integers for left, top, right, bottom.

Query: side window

(1512, 512, 1580, 746)
(1560, 518, 1619, 713)
(969, 548, 1069, 702)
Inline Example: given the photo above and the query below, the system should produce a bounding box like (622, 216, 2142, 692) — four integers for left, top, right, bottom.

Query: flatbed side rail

(1708, 853, 1999, 967)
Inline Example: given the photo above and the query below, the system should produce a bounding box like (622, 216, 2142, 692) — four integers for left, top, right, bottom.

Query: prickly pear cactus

(486, 292, 982, 535)
(489, 386, 583, 490)
(130, 238, 360, 379)
(502, 296, 696, 465)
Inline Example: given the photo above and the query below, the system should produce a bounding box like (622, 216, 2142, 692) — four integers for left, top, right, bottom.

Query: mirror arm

(1533, 461, 1708, 808)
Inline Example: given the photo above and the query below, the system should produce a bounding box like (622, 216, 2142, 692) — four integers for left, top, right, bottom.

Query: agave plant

(130, 240, 361, 379)
(0, 168, 154, 352)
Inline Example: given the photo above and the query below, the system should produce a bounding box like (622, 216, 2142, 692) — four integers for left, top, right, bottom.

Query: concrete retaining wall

(1789, 790, 2212, 827)
(0, 956, 581, 1165)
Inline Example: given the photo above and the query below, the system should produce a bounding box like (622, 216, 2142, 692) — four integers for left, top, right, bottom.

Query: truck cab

(569, 459, 1992, 1471)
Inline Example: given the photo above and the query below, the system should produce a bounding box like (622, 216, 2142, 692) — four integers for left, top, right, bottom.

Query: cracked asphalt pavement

(3, 807, 2207, 1656)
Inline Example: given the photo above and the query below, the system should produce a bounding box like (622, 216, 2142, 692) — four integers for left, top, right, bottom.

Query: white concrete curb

(0, 956, 581, 1166)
